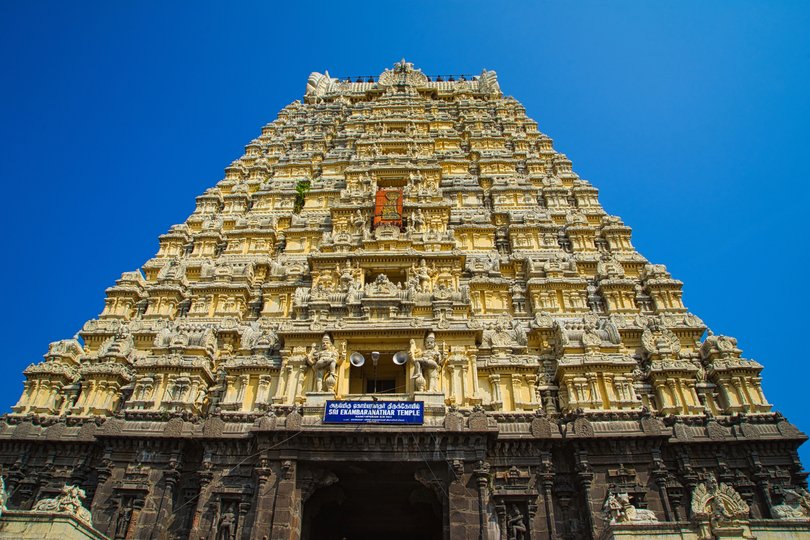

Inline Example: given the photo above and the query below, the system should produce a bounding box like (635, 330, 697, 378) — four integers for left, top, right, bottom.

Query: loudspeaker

(349, 352, 365, 367)
(392, 351, 408, 365)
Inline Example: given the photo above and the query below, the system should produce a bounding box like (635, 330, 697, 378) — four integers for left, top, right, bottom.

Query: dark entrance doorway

(302, 462, 443, 540)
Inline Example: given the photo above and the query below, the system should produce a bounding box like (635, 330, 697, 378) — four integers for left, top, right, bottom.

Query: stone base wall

(0, 510, 108, 539)
(603, 521, 810, 540)
(0, 412, 806, 540)
(751, 521, 810, 540)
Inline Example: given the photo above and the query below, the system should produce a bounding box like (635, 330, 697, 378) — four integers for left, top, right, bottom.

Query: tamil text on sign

(323, 400, 424, 425)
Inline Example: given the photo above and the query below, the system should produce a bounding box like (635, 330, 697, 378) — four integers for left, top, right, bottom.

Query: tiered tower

(3, 61, 807, 540)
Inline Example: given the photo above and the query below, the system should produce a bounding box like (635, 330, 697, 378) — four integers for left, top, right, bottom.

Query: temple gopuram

(2, 60, 808, 540)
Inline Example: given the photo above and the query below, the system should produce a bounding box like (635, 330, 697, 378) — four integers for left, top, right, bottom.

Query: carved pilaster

(574, 450, 595, 538)
(251, 456, 276, 538)
(270, 460, 299, 540)
(189, 457, 214, 539)
(538, 455, 557, 538)
(474, 461, 491, 540)
(651, 449, 673, 521)
(749, 452, 774, 519)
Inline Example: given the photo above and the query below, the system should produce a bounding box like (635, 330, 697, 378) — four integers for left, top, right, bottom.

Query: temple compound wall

(2, 61, 807, 540)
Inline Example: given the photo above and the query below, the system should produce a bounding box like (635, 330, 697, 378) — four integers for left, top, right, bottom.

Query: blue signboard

(323, 400, 424, 425)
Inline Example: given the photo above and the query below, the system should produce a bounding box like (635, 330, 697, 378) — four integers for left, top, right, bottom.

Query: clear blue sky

(1, 2, 808, 463)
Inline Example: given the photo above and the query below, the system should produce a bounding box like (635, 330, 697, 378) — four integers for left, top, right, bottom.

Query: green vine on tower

(293, 179, 311, 214)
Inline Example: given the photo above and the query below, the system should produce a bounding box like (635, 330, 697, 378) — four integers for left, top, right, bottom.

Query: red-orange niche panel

(373, 189, 403, 228)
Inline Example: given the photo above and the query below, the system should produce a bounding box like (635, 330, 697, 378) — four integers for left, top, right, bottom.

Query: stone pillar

(469, 352, 481, 403)
(251, 458, 277, 539)
(473, 462, 491, 540)
(256, 375, 272, 409)
(651, 449, 673, 521)
(150, 459, 181, 539)
(188, 461, 214, 539)
(677, 452, 699, 520)
(130, 478, 160, 539)
(270, 460, 299, 540)
(574, 450, 596, 538)
(538, 458, 557, 538)
(126, 498, 146, 540)
(447, 464, 479, 540)
(415, 467, 453, 539)
(527, 500, 538, 539)
(236, 501, 251, 539)
(489, 374, 502, 408)
(89, 456, 116, 534)
(751, 453, 775, 519)
(90, 456, 114, 512)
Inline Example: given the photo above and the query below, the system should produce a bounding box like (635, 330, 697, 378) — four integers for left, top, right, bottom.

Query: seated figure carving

(603, 492, 658, 524)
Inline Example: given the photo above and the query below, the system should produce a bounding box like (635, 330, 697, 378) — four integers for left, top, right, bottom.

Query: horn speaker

(349, 352, 365, 367)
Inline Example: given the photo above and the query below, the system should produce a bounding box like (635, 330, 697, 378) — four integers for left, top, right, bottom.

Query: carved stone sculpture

(482, 315, 526, 351)
(216, 502, 237, 540)
(691, 476, 750, 527)
(771, 488, 810, 520)
(641, 316, 681, 359)
(410, 332, 445, 392)
(411, 259, 437, 293)
(114, 498, 134, 539)
(31, 484, 92, 525)
(307, 334, 341, 393)
(0, 477, 6, 519)
(603, 492, 658, 524)
(506, 504, 527, 540)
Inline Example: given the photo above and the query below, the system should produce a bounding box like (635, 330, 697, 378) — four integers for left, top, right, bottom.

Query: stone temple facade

(3, 60, 809, 540)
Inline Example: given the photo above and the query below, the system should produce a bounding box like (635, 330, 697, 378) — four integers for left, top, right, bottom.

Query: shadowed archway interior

(302, 462, 443, 540)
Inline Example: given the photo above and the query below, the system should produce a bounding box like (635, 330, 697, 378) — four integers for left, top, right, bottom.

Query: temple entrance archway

(301, 461, 443, 540)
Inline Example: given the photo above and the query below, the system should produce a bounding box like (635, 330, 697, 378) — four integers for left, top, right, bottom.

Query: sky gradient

(1, 1, 808, 464)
